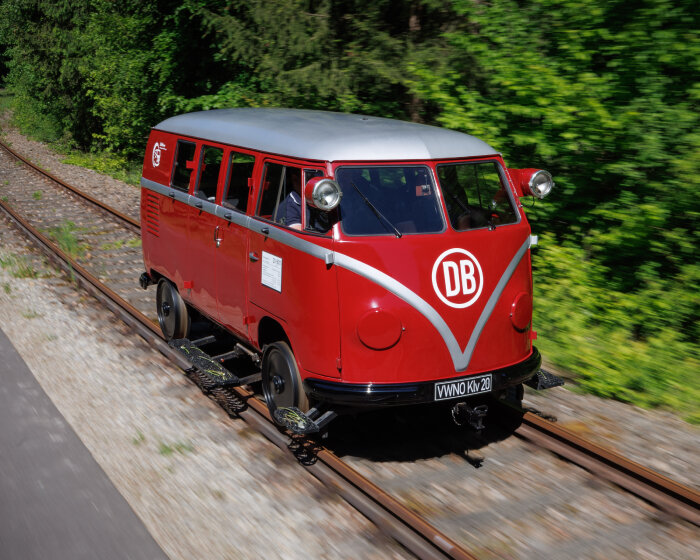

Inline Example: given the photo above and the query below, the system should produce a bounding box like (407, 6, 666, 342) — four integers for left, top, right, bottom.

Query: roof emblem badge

(152, 142, 166, 168)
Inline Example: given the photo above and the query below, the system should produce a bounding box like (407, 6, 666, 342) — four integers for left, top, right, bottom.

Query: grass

(0, 254, 39, 278)
(158, 441, 194, 456)
(22, 309, 42, 319)
(101, 237, 141, 251)
(132, 431, 146, 446)
(2, 282, 10, 294)
(32, 190, 42, 200)
(100, 239, 125, 251)
(46, 221, 87, 259)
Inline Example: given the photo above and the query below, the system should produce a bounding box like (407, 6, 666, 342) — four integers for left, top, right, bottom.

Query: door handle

(195, 200, 203, 209)
(214, 226, 222, 248)
(249, 252, 259, 262)
(260, 227, 269, 235)
(168, 190, 175, 198)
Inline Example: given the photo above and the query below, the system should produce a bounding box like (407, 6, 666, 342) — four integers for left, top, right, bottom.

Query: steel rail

(0, 139, 140, 231)
(0, 197, 475, 560)
(514, 409, 700, 526)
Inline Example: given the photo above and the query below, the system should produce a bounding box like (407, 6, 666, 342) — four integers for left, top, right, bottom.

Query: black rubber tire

(156, 279, 189, 340)
(261, 341, 309, 414)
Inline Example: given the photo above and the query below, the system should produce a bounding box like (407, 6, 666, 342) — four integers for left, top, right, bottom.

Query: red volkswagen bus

(139, 108, 560, 433)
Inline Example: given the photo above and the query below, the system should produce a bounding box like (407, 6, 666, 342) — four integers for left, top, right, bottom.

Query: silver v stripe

(141, 178, 531, 371)
(333, 238, 531, 371)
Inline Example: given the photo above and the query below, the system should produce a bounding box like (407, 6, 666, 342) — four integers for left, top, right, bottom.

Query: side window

(195, 145, 223, 201)
(304, 169, 332, 234)
(257, 163, 302, 227)
(222, 151, 256, 212)
(171, 140, 196, 192)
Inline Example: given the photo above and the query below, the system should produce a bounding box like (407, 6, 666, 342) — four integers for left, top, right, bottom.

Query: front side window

(437, 161, 518, 231)
(256, 164, 329, 232)
(335, 166, 444, 236)
(223, 151, 255, 212)
(171, 140, 196, 192)
(195, 145, 223, 201)
(303, 169, 332, 234)
(257, 163, 300, 225)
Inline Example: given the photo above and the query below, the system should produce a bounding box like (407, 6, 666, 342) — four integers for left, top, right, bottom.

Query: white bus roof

(154, 108, 498, 162)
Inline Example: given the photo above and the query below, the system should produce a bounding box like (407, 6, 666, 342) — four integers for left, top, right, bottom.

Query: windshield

(437, 161, 518, 231)
(336, 166, 444, 236)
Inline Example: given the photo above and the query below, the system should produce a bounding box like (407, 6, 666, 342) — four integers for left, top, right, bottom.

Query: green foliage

(158, 440, 194, 456)
(46, 221, 86, 259)
(22, 309, 42, 319)
(0, 254, 38, 279)
(533, 244, 699, 423)
(0, 90, 13, 112)
(0, 0, 698, 420)
(132, 431, 146, 446)
(62, 151, 141, 185)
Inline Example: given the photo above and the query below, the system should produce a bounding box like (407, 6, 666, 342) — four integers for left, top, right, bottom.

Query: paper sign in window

(261, 251, 282, 292)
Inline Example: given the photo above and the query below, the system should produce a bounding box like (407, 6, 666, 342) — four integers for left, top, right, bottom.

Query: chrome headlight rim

(311, 178, 343, 211)
(528, 170, 554, 199)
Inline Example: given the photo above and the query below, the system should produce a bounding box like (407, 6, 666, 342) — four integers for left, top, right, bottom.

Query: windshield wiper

(351, 182, 402, 238)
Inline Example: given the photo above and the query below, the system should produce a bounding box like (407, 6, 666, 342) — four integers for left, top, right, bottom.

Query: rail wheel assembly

(261, 341, 309, 414)
(156, 279, 189, 340)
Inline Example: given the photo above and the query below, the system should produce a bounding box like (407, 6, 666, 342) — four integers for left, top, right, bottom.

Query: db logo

(152, 142, 166, 167)
(431, 248, 484, 308)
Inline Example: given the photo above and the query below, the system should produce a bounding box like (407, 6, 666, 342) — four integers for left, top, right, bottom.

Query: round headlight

(528, 170, 554, 199)
(312, 179, 343, 211)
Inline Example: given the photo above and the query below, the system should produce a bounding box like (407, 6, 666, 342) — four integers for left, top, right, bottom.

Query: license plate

(434, 374, 492, 401)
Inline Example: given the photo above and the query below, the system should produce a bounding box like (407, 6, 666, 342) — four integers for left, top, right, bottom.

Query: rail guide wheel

(156, 279, 189, 340)
(262, 342, 317, 432)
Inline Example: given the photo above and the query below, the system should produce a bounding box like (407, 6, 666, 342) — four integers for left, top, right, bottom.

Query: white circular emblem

(431, 248, 484, 308)
(152, 142, 163, 167)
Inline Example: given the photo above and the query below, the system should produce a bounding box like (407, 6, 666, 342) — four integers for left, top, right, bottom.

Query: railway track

(1, 139, 698, 558)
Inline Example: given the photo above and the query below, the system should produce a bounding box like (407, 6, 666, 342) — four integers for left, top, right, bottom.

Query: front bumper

(304, 347, 541, 407)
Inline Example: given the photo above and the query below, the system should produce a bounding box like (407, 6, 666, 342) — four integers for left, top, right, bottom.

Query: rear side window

(171, 140, 196, 192)
(437, 161, 518, 231)
(223, 151, 255, 212)
(195, 145, 223, 201)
